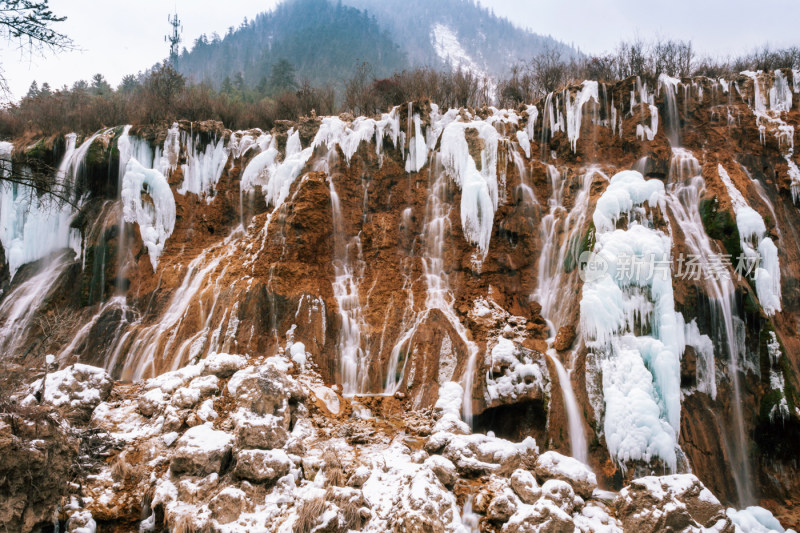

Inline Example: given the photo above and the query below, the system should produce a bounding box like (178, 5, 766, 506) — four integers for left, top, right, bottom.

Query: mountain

(341, 0, 580, 76)
(175, 0, 579, 92)
(176, 0, 408, 90)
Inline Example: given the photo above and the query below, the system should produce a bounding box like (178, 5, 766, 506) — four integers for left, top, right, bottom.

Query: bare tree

(0, 0, 75, 97)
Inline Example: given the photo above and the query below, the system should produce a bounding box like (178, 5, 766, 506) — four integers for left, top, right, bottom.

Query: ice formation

(717, 164, 781, 315)
(177, 131, 230, 199)
(565, 81, 599, 151)
(581, 170, 682, 470)
(0, 140, 82, 279)
(121, 158, 176, 270)
(439, 120, 500, 256)
(240, 130, 313, 211)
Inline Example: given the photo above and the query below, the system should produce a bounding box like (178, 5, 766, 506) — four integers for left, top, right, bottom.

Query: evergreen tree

(118, 74, 139, 93)
(25, 80, 39, 98)
(91, 73, 112, 95)
(268, 58, 297, 94)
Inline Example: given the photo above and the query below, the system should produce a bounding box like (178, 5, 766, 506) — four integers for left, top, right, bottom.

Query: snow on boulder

(573, 501, 623, 533)
(615, 474, 730, 532)
(30, 364, 113, 421)
(510, 469, 541, 504)
(201, 352, 247, 378)
(534, 451, 597, 498)
(209, 486, 246, 525)
(233, 449, 291, 483)
(138, 387, 165, 417)
(170, 423, 234, 476)
(228, 357, 302, 420)
(502, 497, 574, 533)
(540, 479, 576, 514)
(426, 431, 538, 476)
(145, 361, 204, 394)
(171, 374, 219, 409)
(232, 409, 289, 450)
(424, 454, 458, 488)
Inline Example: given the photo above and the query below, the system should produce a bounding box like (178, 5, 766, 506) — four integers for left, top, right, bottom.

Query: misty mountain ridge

(175, 0, 579, 92)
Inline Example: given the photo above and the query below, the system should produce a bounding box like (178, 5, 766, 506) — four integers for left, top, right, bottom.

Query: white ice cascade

(439, 119, 500, 257)
(0, 137, 83, 280)
(717, 164, 781, 315)
(0, 135, 92, 356)
(177, 127, 230, 200)
(121, 160, 176, 271)
(581, 170, 684, 470)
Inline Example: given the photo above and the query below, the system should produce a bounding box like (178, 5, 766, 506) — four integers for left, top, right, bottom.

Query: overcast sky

(2, 0, 798, 100)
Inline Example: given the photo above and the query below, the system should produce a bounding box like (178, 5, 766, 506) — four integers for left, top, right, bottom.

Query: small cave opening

(472, 399, 548, 444)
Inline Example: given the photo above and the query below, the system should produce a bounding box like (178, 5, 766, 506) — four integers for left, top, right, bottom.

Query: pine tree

(268, 58, 297, 94)
(91, 73, 112, 96)
(25, 80, 39, 98)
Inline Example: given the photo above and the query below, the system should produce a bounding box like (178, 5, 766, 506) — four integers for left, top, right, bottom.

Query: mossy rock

(564, 222, 596, 274)
(698, 197, 743, 261)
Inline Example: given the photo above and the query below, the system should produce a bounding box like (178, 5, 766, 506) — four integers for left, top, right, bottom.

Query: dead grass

(292, 495, 326, 533)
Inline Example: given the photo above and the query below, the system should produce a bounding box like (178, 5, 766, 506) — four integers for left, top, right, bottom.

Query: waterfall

(546, 348, 588, 463)
(329, 178, 369, 395)
(533, 164, 593, 462)
(664, 148, 754, 504)
(659, 74, 682, 146)
(384, 156, 479, 424)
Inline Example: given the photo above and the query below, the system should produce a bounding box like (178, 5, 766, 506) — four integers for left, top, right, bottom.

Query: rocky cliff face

(1, 69, 800, 531)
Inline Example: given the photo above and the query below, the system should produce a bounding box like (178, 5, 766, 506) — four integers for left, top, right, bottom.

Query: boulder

(32, 364, 113, 421)
(534, 451, 597, 498)
(488, 492, 519, 522)
(234, 449, 292, 483)
(228, 358, 303, 421)
(202, 352, 247, 378)
(234, 412, 289, 449)
(209, 487, 246, 524)
(615, 474, 733, 532)
(540, 479, 575, 514)
(170, 424, 233, 476)
(426, 431, 538, 476)
(424, 455, 458, 488)
(138, 388, 165, 417)
(502, 498, 574, 533)
(510, 469, 541, 504)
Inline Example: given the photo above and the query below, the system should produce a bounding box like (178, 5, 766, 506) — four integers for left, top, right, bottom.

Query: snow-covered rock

(209, 487, 246, 524)
(138, 387, 165, 417)
(534, 451, 597, 498)
(502, 497, 574, 533)
(30, 364, 112, 421)
(201, 352, 247, 378)
(232, 410, 289, 449)
(615, 474, 730, 532)
(170, 423, 234, 476)
(233, 449, 291, 483)
(424, 454, 458, 487)
(426, 430, 538, 476)
(510, 469, 541, 504)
